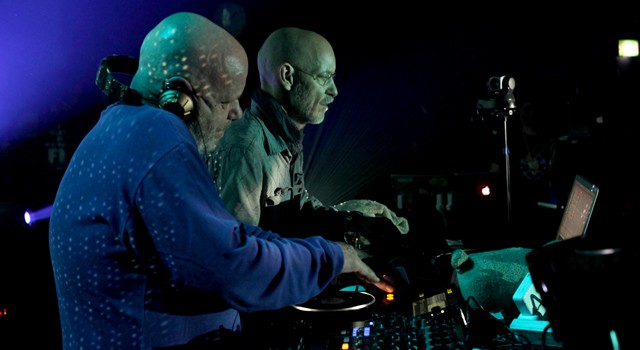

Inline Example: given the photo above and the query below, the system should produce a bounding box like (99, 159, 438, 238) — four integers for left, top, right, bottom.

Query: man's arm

(138, 145, 355, 311)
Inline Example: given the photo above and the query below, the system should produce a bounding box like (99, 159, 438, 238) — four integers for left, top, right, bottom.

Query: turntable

(292, 290, 376, 312)
(240, 290, 378, 348)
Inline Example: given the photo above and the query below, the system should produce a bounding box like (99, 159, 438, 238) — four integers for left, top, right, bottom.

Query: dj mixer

(288, 305, 469, 350)
(240, 281, 471, 350)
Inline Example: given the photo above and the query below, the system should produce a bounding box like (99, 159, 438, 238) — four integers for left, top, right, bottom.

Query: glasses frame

(290, 64, 336, 86)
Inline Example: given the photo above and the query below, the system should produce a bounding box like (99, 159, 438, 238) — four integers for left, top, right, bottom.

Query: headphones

(158, 76, 195, 120)
(96, 55, 195, 120)
(96, 55, 143, 106)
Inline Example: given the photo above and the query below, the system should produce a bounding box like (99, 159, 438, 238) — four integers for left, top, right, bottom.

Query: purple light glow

(1, 1, 207, 146)
(23, 204, 53, 226)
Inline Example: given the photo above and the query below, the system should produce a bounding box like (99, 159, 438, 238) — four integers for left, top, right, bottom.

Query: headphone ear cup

(158, 77, 195, 119)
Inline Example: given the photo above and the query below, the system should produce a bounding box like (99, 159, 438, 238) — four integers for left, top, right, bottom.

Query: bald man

(49, 13, 379, 350)
(212, 28, 402, 250)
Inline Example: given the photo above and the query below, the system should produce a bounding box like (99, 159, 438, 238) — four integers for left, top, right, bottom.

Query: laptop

(554, 174, 599, 241)
(522, 176, 628, 349)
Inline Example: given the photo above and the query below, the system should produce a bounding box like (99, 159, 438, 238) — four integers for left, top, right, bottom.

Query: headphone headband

(96, 54, 195, 120)
(96, 55, 143, 106)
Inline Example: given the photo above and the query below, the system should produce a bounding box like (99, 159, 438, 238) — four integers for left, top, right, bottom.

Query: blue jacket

(49, 103, 343, 349)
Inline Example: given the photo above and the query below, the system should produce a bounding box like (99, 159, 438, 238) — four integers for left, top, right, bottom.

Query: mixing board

(306, 308, 468, 350)
(236, 253, 535, 349)
(241, 286, 470, 350)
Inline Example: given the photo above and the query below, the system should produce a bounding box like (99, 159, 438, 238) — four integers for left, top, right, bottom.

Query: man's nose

(228, 100, 242, 120)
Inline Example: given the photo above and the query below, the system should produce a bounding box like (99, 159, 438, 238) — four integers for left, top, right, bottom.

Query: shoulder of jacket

(218, 115, 265, 149)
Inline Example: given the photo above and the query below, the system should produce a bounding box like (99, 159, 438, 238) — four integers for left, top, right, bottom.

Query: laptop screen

(555, 175, 599, 241)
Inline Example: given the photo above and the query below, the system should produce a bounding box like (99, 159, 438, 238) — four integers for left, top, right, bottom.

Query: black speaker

(526, 237, 633, 349)
(158, 77, 195, 119)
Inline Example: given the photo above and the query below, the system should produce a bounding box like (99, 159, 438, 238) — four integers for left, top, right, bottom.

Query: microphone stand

(500, 82, 517, 224)
(501, 108, 513, 223)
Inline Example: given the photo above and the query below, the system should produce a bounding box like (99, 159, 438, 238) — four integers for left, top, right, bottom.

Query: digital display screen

(556, 175, 599, 241)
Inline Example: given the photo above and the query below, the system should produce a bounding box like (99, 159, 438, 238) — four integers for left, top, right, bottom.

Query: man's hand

(346, 214, 403, 255)
(336, 242, 379, 284)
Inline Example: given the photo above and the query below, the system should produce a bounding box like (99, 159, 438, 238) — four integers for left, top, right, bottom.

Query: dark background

(1, 1, 639, 348)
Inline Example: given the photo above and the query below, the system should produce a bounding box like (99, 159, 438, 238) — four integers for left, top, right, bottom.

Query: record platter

(292, 291, 376, 312)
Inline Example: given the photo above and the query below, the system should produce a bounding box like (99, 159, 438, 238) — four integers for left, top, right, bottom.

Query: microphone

(487, 75, 516, 112)
(501, 75, 517, 110)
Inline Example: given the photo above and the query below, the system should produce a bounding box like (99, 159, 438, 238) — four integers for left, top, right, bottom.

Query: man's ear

(280, 63, 294, 91)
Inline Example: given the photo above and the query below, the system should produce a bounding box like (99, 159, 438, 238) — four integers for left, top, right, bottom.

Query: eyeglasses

(290, 65, 336, 86)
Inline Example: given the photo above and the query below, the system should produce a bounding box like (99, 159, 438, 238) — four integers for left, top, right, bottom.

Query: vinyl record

(292, 291, 376, 312)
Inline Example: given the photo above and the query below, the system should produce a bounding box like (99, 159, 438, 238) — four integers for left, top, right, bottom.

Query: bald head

(257, 27, 335, 94)
(130, 12, 248, 107)
(254, 27, 337, 128)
